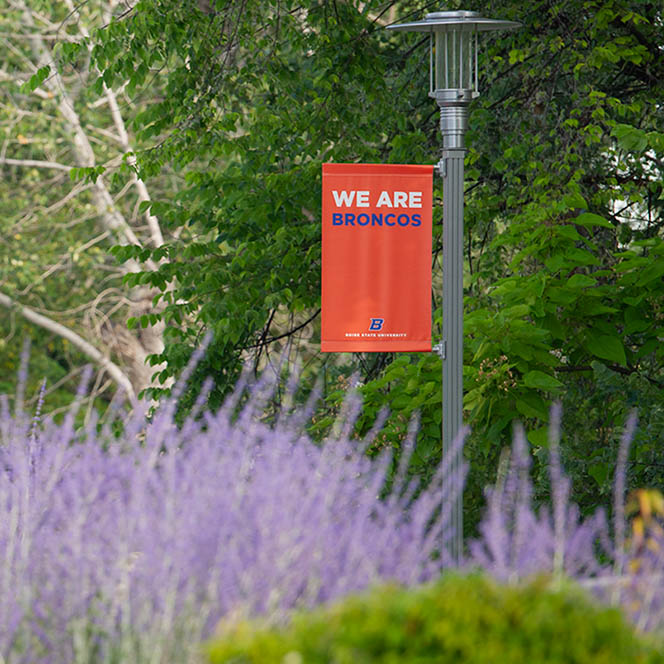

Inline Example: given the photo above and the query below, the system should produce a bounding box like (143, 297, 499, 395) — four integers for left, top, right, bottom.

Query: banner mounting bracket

(433, 341, 446, 359)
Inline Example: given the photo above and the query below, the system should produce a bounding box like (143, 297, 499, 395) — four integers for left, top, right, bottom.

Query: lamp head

(388, 10, 520, 104)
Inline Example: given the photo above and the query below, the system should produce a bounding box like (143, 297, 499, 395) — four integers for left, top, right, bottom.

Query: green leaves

(127, 313, 161, 330)
(523, 370, 564, 391)
(635, 260, 664, 288)
(574, 213, 614, 230)
(69, 165, 106, 183)
(612, 124, 648, 152)
(20, 66, 50, 93)
(588, 462, 610, 488)
(566, 273, 597, 289)
(563, 192, 587, 209)
(585, 334, 627, 366)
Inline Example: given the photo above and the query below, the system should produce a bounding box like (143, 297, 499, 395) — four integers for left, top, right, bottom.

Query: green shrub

(207, 574, 664, 664)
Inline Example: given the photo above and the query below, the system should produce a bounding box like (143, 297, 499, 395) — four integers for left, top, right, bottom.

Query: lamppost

(389, 10, 520, 561)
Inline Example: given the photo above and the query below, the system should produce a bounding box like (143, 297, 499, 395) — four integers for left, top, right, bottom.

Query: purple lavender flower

(0, 370, 457, 663)
(469, 413, 615, 582)
(468, 407, 664, 634)
(3, 351, 660, 663)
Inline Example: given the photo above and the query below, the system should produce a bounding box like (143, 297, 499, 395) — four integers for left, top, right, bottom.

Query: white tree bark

(2, 0, 171, 401)
(0, 291, 136, 402)
(0, 157, 71, 171)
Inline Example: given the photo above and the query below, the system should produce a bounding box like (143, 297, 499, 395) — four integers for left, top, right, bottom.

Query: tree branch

(0, 157, 71, 171)
(0, 290, 137, 402)
(66, 0, 165, 249)
(555, 363, 663, 388)
(245, 309, 321, 349)
(17, 0, 157, 270)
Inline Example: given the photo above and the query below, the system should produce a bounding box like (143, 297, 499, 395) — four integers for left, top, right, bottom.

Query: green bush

(207, 574, 664, 664)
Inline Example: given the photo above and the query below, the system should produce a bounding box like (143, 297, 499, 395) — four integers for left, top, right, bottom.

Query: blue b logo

(369, 318, 384, 331)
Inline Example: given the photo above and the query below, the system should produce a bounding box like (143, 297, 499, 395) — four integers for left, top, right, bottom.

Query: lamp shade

(388, 10, 520, 100)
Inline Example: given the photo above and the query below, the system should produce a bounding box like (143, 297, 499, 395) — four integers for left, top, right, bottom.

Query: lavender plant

(468, 405, 610, 582)
(468, 403, 664, 634)
(0, 363, 459, 664)
(2, 345, 662, 664)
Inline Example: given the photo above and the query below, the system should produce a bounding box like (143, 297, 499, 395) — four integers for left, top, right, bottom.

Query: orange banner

(321, 163, 433, 352)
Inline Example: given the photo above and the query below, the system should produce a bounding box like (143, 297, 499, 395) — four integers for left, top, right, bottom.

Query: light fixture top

(388, 10, 520, 33)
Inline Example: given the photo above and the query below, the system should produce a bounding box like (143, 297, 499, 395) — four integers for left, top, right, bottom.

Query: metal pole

(439, 101, 468, 564)
(388, 2, 521, 571)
